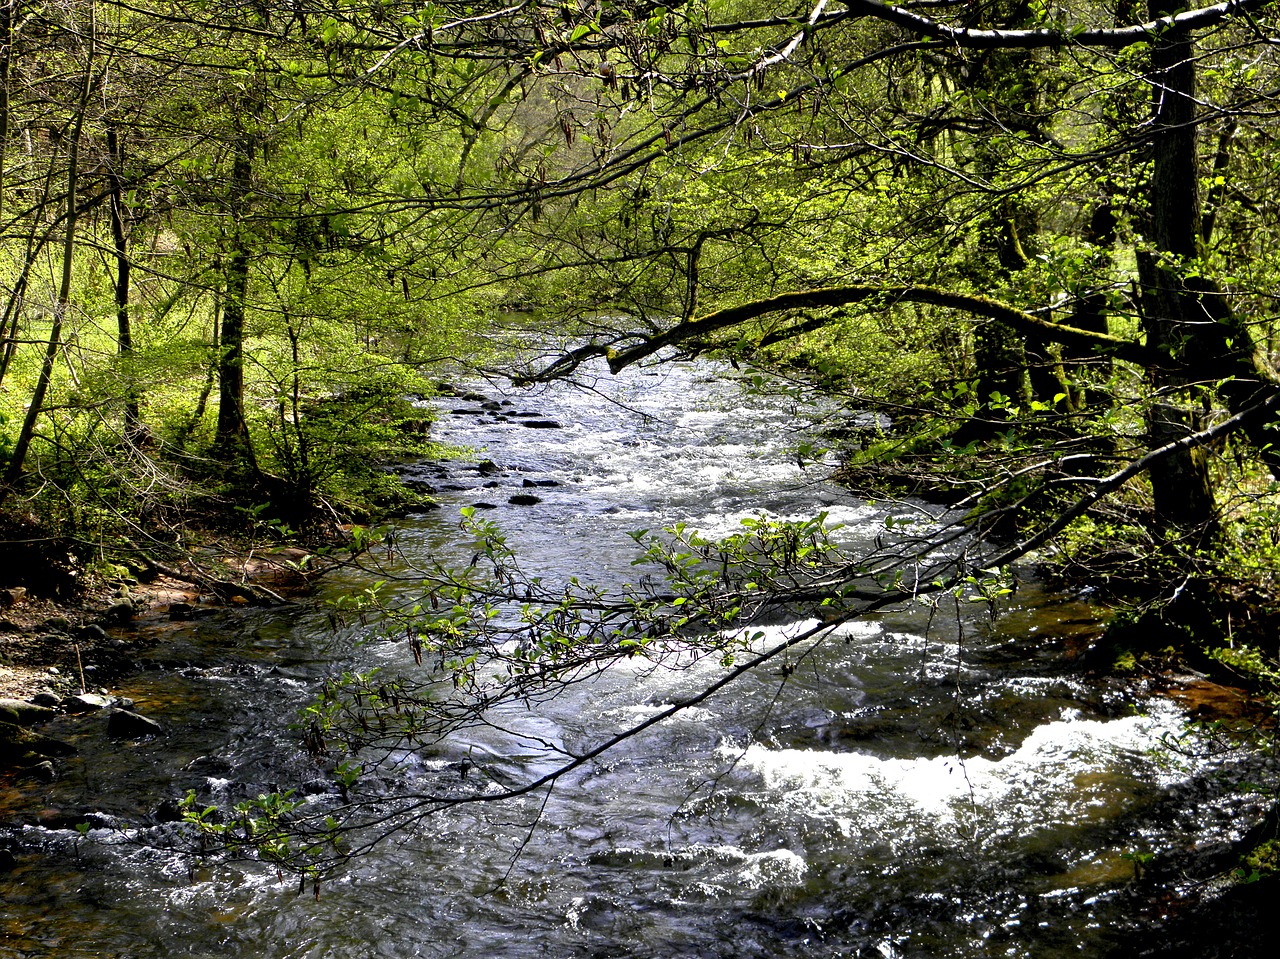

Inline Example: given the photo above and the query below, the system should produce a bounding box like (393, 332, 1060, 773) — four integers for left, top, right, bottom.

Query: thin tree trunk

(0, 152, 61, 387)
(3, 5, 95, 493)
(0, 0, 13, 226)
(107, 122, 140, 437)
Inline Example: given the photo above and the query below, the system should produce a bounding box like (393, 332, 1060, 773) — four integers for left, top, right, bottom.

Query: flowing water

(0, 361, 1270, 957)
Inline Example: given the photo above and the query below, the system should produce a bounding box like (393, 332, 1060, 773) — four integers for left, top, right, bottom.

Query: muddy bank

(0, 544, 321, 703)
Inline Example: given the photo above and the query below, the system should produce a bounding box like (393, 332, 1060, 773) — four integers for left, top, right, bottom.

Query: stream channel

(0, 360, 1272, 957)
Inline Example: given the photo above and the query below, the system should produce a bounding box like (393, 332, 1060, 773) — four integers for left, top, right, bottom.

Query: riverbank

(0, 533, 321, 703)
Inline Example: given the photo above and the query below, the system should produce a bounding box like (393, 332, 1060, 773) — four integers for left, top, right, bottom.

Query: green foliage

(7, 0, 1280, 895)
(178, 785, 342, 883)
(1240, 839, 1280, 883)
(1208, 645, 1280, 689)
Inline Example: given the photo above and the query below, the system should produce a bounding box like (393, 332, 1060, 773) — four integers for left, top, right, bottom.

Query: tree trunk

(0, 0, 12, 227)
(106, 122, 140, 437)
(1137, 0, 1216, 532)
(2, 6, 95, 493)
(215, 138, 253, 456)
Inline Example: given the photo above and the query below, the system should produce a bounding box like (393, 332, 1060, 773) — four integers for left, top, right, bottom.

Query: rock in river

(64, 692, 114, 713)
(0, 698, 56, 725)
(0, 722, 75, 764)
(106, 708, 164, 739)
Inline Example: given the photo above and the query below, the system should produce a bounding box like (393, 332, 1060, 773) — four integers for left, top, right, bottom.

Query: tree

(464, 0, 1280, 531)
(2, 0, 97, 491)
(1, 0, 484, 520)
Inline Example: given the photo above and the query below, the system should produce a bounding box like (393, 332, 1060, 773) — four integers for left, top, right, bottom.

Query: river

(0, 359, 1270, 957)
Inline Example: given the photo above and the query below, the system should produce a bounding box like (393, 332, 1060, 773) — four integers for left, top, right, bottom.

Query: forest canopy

(1, 0, 1277, 527)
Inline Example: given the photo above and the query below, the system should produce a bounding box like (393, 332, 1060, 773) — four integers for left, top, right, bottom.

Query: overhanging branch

(519, 284, 1156, 381)
(847, 0, 1273, 49)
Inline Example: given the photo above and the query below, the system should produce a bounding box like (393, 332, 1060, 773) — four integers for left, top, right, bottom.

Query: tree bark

(1136, 0, 1216, 532)
(215, 136, 254, 457)
(107, 122, 140, 438)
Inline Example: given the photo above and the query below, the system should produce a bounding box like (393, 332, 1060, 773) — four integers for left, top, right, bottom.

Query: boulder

(105, 598, 135, 623)
(106, 708, 163, 738)
(30, 691, 61, 709)
(36, 810, 117, 831)
(0, 699, 56, 725)
(153, 797, 186, 823)
(25, 761, 57, 783)
(0, 586, 26, 607)
(64, 692, 114, 713)
(508, 494, 542, 506)
(520, 420, 564, 429)
(168, 602, 194, 621)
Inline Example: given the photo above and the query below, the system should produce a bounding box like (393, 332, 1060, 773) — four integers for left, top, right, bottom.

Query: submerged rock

(25, 761, 56, 783)
(520, 420, 563, 429)
(0, 722, 75, 764)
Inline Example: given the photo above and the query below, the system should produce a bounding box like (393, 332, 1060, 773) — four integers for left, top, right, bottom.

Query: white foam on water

(603, 704, 717, 724)
(732, 847, 809, 889)
(677, 504, 879, 541)
(724, 699, 1190, 841)
(826, 620, 885, 641)
(602, 842, 810, 892)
